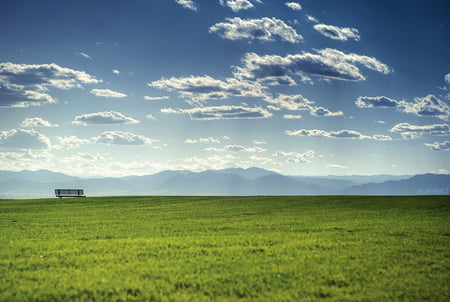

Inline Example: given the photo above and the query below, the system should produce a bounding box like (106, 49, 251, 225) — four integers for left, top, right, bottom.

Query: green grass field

(0, 196, 449, 301)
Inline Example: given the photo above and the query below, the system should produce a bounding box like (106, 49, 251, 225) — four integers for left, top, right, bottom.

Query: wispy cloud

(390, 123, 450, 139)
(185, 137, 221, 144)
(425, 141, 450, 151)
(161, 105, 272, 120)
(72, 111, 139, 126)
(77, 52, 92, 60)
(283, 114, 302, 119)
(234, 48, 391, 84)
(175, 0, 197, 11)
(286, 129, 392, 140)
(21, 117, 58, 128)
(224, 145, 266, 153)
(326, 164, 348, 169)
(274, 150, 314, 163)
(90, 88, 127, 98)
(0, 62, 101, 108)
(93, 130, 156, 145)
(54, 136, 90, 150)
(112, 69, 120, 75)
(150, 75, 265, 103)
(144, 96, 169, 101)
(0, 128, 51, 149)
(285, 2, 302, 11)
(209, 17, 303, 43)
(313, 24, 360, 41)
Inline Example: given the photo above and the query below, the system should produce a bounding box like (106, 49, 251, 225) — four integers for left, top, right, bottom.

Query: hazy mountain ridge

(0, 168, 448, 198)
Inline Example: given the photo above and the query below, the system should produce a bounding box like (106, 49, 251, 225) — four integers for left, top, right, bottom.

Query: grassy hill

(0, 196, 449, 301)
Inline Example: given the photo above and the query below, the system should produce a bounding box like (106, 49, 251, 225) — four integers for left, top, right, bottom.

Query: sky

(0, 0, 449, 178)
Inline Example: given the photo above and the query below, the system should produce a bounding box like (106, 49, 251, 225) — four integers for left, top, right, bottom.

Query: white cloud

(274, 150, 314, 163)
(93, 130, 156, 145)
(21, 117, 58, 128)
(285, 2, 302, 11)
(283, 114, 302, 119)
(161, 105, 272, 120)
(235, 48, 391, 84)
(402, 95, 450, 120)
(72, 111, 139, 126)
(313, 24, 360, 41)
(221, 0, 254, 12)
(356, 94, 450, 120)
(265, 94, 343, 117)
(144, 96, 169, 101)
(175, 0, 197, 11)
(307, 15, 319, 23)
(0, 62, 101, 108)
(355, 96, 401, 108)
(310, 107, 343, 117)
(224, 145, 266, 153)
(149, 75, 265, 103)
(446, 73, 450, 85)
(146, 114, 157, 121)
(0, 128, 51, 149)
(90, 88, 127, 98)
(425, 141, 450, 151)
(77, 52, 92, 60)
(390, 122, 450, 139)
(185, 137, 221, 144)
(209, 17, 303, 43)
(286, 129, 391, 140)
(112, 69, 120, 75)
(54, 136, 90, 150)
(326, 164, 348, 169)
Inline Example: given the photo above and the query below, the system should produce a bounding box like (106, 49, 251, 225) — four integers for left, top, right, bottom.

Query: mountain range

(0, 168, 449, 198)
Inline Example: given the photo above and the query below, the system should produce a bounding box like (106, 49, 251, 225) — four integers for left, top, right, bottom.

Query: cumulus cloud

(402, 95, 450, 120)
(0, 62, 101, 108)
(175, 0, 197, 11)
(149, 75, 265, 103)
(285, 2, 302, 11)
(224, 145, 266, 153)
(446, 73, 450, 85)
(209, 17, 303, 43)
(286, 129, 391, 140)
(185, 137, 221, 144)
(144, 96, 169, 101)
(72, 111, 139, 126)
(314, 24, 360, 41)
(234, 48, 391, 84)
(356, 94, 450, 120)
(355, 96, 401, 108)
(90, 88, 127, 98)
(220, 0, 254, 12)
(0, 128, 51, 149)
(93, 130, 156, 145)
(54, 136, 90, 150)
(21, 117, 58, 128)
(274, 150, 314, 163)
(425, 141, 450, 151)
(161, 105, 272, 120)
(390, 122, 450, 139)
(265, 94, 343, 117)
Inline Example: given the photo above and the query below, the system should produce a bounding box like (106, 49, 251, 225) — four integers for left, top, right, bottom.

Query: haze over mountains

(0, 168, 449, 198)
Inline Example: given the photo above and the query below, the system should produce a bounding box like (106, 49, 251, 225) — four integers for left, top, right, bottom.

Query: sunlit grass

(1, 196, 449, 301)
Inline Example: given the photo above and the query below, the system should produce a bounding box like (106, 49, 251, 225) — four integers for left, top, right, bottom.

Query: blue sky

(1, 0, 449, 177)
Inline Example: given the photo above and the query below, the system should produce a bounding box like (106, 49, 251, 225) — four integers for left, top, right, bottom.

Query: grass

(0, 195, 449, 301)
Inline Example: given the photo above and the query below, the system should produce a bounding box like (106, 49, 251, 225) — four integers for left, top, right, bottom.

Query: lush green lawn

(0, 196, 449, 301)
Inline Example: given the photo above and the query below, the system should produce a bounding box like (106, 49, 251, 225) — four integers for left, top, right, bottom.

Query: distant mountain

(0, 168, 447, 198)
(344, 174, 450, 195)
